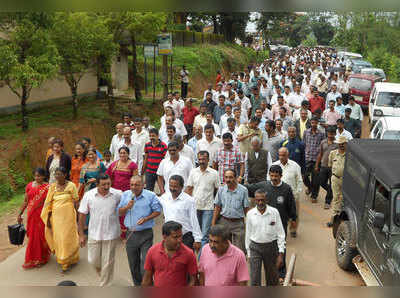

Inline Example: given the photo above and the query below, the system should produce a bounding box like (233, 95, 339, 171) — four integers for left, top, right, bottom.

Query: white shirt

(131, 129, 150, 153)
(245, 206, 286, 254)
(338, 79, 349, 94)
(292, 109, 312, 122)
(114, 140, 143, 172)
(194, 114, 207, 128)
(196, 137, 223, 166)
(165, 144, 196, 166)
(160, 118, 187, 136)
(163, 99, 180, 116)
(213, 90, 228, 104)
(158, 191, 202, 242)
(244, 151, 272, 181)
(238, 96, 252, 115)
(268, 160, 302, 198)
(156, 156, 193, 192)
(276, 129, 288, 140)
(109, 134, 124, 158)
(336, 129, 353, 141)
(345, 103, 363, 121)
(325, 91, 342, 108)
(219, 113, 235, 134)
(221, 127, 239, 148)
(203, 89, 216, 100)
(78, 187, 122, 241)
(186, 167, 220, 210)
(287, 92, 306, 109)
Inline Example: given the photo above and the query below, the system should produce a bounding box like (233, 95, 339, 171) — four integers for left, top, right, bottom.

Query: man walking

(199, 225, 249, 286)
(158, 175, 202, 252)
(142, 221, 198, 286)
(212, 169, 250, 254)
(280, 127, 306, 174)
(197, 124, 223, 166)
(303, 117, 325, 203)
(117, 176, 161, 285)
(246, 189, 285, 286)
(180, 65, 189, 99)
(131, 117, 150, 153)
(185, 151, 220, 247)
(109, 123, 124, 160)
(245, 136, 272, 184)
(78, 174, 122, 286)
(327, 136, 347, 227)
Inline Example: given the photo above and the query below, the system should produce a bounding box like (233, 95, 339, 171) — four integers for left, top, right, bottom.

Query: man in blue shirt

(280, 126, 306, 174)
(118, 176, 161, 286)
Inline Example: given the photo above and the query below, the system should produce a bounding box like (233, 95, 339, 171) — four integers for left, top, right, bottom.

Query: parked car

(350, 59, 373, 73)
(333, 139, 400, 286)
(370, 117, 400, 139)
(337, 51, 363, 60)
(348, 74, 383, 110)
(360, 68, 386, 81)
(369, 82, 400, 127)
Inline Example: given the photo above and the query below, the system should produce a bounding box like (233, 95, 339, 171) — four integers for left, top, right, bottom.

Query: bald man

(110, 123, 125, 160)
(114, 127, 143, 173)
(268, 147, 302, 238)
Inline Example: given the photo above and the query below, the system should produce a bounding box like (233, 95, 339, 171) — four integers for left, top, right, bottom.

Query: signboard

(157, 33, 172, 55)
(144, 45, 158, 58)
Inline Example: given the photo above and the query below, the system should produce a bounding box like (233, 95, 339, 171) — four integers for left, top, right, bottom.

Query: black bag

(8, 223, 26, 245)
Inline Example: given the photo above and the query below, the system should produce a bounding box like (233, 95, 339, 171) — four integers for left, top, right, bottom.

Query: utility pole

(162, 55, 168, 100)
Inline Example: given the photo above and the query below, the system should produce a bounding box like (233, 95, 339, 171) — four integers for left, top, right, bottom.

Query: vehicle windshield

(382, 130, 400, 140)
(349, 78, 372, 92)
(362, 69, 385, 77)
(376, 92, 400, 107)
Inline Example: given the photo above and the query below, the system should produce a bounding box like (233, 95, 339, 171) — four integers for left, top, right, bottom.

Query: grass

(0, 193, 24, 217)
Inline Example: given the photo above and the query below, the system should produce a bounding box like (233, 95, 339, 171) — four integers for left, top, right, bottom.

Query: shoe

(305, 188, 310, 195)
(324, 203, 330, 210)
(291, 232, 297, 238)
(311, 198, 317, 203)
(326, 222, 333, 228)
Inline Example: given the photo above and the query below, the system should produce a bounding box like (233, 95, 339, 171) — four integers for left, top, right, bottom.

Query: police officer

(326, 136, 347, 227)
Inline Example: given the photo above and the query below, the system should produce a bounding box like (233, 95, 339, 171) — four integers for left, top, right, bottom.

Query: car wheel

(336, 220, 357, 271)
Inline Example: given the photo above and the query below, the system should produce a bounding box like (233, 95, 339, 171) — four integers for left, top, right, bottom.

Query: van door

(361, 178, 390, 281)
(369, 87, 376, 120)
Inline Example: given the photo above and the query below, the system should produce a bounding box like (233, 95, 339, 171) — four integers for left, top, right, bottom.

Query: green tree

(302, 32, 318, 47)
(0, 18, 59, 131)
(310, 16, 335, 45)
(257, 12, 297, 46)
(51, 12, 116, 119)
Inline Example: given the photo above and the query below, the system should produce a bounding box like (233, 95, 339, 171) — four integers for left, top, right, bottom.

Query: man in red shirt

(182, 98, 199, 140)
(309, 88, 325, 114)
(142, 221, 198, 287)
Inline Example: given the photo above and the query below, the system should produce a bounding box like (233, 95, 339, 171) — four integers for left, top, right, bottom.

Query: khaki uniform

(238, 124, 262, 155)
(328, 149, 346, 216)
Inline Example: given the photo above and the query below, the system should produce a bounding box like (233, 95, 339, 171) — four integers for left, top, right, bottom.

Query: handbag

(8, 223, 26, 245)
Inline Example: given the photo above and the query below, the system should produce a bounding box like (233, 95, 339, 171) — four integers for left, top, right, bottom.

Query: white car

(370, 116, 400, 140)
(369, 82, 400, 126)
(361, 68, 386, 81)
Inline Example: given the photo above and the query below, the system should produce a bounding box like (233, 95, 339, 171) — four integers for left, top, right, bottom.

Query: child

(102, 150, 112, 169)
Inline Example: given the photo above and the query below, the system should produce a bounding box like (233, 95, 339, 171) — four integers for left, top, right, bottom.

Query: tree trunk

(131, 33, 142, 101)
(21, 86, 28, 132)
(107, 77, 115, 115)
(212, 15, 219, 34)
(71, 84, 78, 119)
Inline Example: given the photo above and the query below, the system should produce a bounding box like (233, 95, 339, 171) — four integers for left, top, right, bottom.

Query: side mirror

(373, 211, 385, 230)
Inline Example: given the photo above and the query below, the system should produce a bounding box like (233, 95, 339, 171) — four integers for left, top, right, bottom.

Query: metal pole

(170, 55, 173, 93)
(144, 49, 148, 95)
(153, 45, 156, 103)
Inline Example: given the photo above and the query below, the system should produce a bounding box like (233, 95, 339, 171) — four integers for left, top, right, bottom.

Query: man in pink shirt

(271, 96, 291, 120)
(198, 225, 250, 286)
(322, 100, 342, 126)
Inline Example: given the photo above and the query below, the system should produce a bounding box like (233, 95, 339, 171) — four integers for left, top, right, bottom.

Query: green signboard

(157, 33, 172, 55)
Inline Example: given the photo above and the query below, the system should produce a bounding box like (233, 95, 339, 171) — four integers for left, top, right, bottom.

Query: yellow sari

(40, 181, 80, 270)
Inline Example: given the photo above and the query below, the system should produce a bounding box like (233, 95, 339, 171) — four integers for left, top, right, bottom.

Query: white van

(370, 116, 400, 140)
(369, 82, 400, 126)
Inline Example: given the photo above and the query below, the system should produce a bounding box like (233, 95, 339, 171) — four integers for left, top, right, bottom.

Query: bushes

(366, 47, 400, 82)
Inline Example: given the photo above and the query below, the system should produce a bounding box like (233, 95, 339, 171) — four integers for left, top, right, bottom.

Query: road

(0, 117, 370, 286)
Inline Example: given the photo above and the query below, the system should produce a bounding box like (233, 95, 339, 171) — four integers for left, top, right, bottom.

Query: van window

(376, 92, 400, 107)
(382, 130, 400, 140)
(349, 78, 372, 92)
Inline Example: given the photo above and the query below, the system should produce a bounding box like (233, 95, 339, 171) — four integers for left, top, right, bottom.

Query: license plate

(353, 95, 364, 102)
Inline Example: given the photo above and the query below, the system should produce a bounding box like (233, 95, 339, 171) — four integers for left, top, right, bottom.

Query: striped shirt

(214, 147, 244, 184)
(144, 140, 168, 174)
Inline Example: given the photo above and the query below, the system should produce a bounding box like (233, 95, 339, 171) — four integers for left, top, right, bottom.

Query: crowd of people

(16, 46, 363, 287)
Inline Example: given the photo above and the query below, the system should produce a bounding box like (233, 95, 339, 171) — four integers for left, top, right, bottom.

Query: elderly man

(186, 151, 220, 246)
(281, 127, 306, 174)
(245, 136, 272, 184)
(269, 148, 302, 238)
(159, 115, 187, 143)
(165, 134, 195, 166)
(115, 127, 143, 173)
(109, 123, 124, 160)
(246, 189, 285, 286)
(199, 225, 250, 286)
(213, 132, 244, 185)
(156, 142, 193, 195)
(277, 106, 293, 132)
(212, 169, 250, 254)
(187, 125, 203, 166)
(292, 100, 312, 122)
(118, 176, 161, 286)
(158, 175, 202, 252)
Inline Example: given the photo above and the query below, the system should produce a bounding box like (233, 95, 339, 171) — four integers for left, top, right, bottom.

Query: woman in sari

(40, 167, 80, 272)
(45, 139, 71, 184)
(106, 146, 138, 238)
(78, 147, 106, 194)
(17, 168, 50, 269)
(70, 142, 87, 187)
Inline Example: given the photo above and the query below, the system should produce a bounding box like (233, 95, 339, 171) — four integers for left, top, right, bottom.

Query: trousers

(145, 172, 158, 192)
(289, 193, 300, 234)
(126, 229, 153, 286)
(319, 166, 333, 204)
(303, 160, 320, 199)
(217, 217, 246, 254)
(88, 238, 119, 286)
(331, 175, 343, 216)
(249, 240, 279, 286)
(197, 210, 214, 246)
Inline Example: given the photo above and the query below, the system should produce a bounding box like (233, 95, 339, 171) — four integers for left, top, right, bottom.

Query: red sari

(23, 182, 51, 269)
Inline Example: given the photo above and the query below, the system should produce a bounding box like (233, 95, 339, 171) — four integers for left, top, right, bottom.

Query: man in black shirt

(343, 108, 361, 138)
(245, 165, 297, 282)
